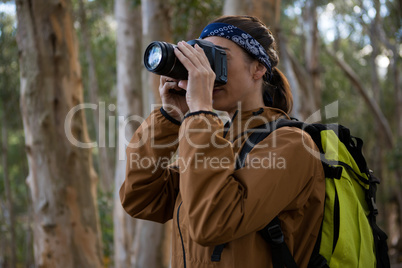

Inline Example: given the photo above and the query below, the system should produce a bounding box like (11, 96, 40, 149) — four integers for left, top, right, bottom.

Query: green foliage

(387, 137, 402, 171)
(97, 188, 114, 265)
(383, 0, 402, 41)
(0, 12, 19, 119)
(169, 0, 224, 41)
(129, 0, 141, 7)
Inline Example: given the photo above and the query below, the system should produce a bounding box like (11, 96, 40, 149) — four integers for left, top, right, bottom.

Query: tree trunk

(277, 32, 301, 119)
(303, 0, 321, 112)
(223, 0, 278, 24)
(78, 0, 113, 192)
(16, 1, 103, 267)
(132, 220, 166, 268)
(278, 0, 320, 120)
(368, 4, 388, 232)
(141, 0, 172, 113)
(113, 1, 155, 267)
(24, 203, 35, 268)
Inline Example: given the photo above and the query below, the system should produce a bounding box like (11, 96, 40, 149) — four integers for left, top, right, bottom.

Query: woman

(120, 15, 325, 267)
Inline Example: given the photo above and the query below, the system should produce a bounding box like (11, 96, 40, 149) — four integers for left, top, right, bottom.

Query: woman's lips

(213, 88, 224, 94)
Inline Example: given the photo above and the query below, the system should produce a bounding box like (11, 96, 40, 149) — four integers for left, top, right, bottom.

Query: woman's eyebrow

(220, 47, 231, 55)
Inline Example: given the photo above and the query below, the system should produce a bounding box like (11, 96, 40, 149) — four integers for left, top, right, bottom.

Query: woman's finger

(160, 76, 179, 85)
(175, 42, 211, 72)
(160, 77, 181, 94)
(179, 42, 209, 66)
(193, 44, 211, 67)
(186, 42, 211, 69)
(174, 43, 199, 72)
(175, 43, 214, 85)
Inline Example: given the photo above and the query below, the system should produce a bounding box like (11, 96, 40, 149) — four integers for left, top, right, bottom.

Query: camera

(143, 39, 227, 85)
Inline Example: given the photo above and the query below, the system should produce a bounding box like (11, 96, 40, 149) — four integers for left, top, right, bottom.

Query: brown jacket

(120, 107, 325, 268)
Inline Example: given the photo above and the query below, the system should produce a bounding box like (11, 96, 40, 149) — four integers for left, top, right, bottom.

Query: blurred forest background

(0, 0, 401, 267)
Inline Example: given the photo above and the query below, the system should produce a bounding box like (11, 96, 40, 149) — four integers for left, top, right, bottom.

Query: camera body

(144, 39, 227, 85)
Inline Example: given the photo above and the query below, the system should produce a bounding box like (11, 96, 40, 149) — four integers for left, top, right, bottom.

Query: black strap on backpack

(238, 119, 299, 268)
(235, 120, 277, 170)
(307, 223, 329, 268)
(367, 172, 391, 268)
(210, 243, 227, 262)
(211, 121, 277, 263)
(340, 129, 390, 268)
(259, 217, 298, 268)
(212, 119, 299, 266)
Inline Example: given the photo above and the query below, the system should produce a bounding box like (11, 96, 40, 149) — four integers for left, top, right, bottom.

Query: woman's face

(204, 36, 265, 116)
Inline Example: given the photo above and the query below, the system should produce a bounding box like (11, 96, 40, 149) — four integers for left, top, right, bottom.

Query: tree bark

(374, 12, 401, 137)
(113, 1, 155, 267)
(288, 46, 317, 119)
(223, 0, 278, 24)
(78, 0, 113, 192)
(16, 0, 103, 267)
(132, 220, 165, 268)
(278, 0, 321, 120)
(277, 32, 301, 119)
(303, 0, 321, 112)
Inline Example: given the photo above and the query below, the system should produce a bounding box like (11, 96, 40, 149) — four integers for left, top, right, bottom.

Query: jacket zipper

(177, 202, 186, 268)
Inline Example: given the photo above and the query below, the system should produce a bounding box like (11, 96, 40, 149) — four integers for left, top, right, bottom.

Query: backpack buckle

(267, 224, 284, 244)
(370, 197, 379, 216)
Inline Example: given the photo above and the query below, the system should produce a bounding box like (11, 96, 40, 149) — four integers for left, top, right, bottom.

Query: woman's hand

(159, 76, 189, 122)
(174, 41, 215, 113)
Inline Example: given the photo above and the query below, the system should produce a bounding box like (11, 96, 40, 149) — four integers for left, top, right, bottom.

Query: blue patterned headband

(199, 22, 273, 81)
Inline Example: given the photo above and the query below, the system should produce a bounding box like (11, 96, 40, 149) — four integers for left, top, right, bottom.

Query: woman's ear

(252, 62, 267, 80)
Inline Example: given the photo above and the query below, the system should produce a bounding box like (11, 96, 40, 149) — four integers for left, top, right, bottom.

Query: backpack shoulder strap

(259, 217, 299, 268)
(235, 120, 275, 170)
(236, 119, 300, 170)
(236, 119, 326, 268)
(236, 119, 300, 268)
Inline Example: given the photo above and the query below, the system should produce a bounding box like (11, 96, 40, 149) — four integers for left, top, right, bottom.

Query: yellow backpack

(236, 119, 390, 268)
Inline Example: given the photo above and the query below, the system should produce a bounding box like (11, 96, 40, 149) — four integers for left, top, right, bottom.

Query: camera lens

(144, 41, 188, 80)
(146, 45, 162, 70)
(144, 42, 168, 72)
(143, 39, 227, 85)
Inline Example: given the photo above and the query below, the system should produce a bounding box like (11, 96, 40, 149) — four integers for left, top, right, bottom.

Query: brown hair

(210, 15, 293, 114)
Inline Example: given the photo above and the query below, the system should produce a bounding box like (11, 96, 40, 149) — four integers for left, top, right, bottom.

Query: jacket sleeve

(178, 112, 324, 246)
(119, 108, 181, 223)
